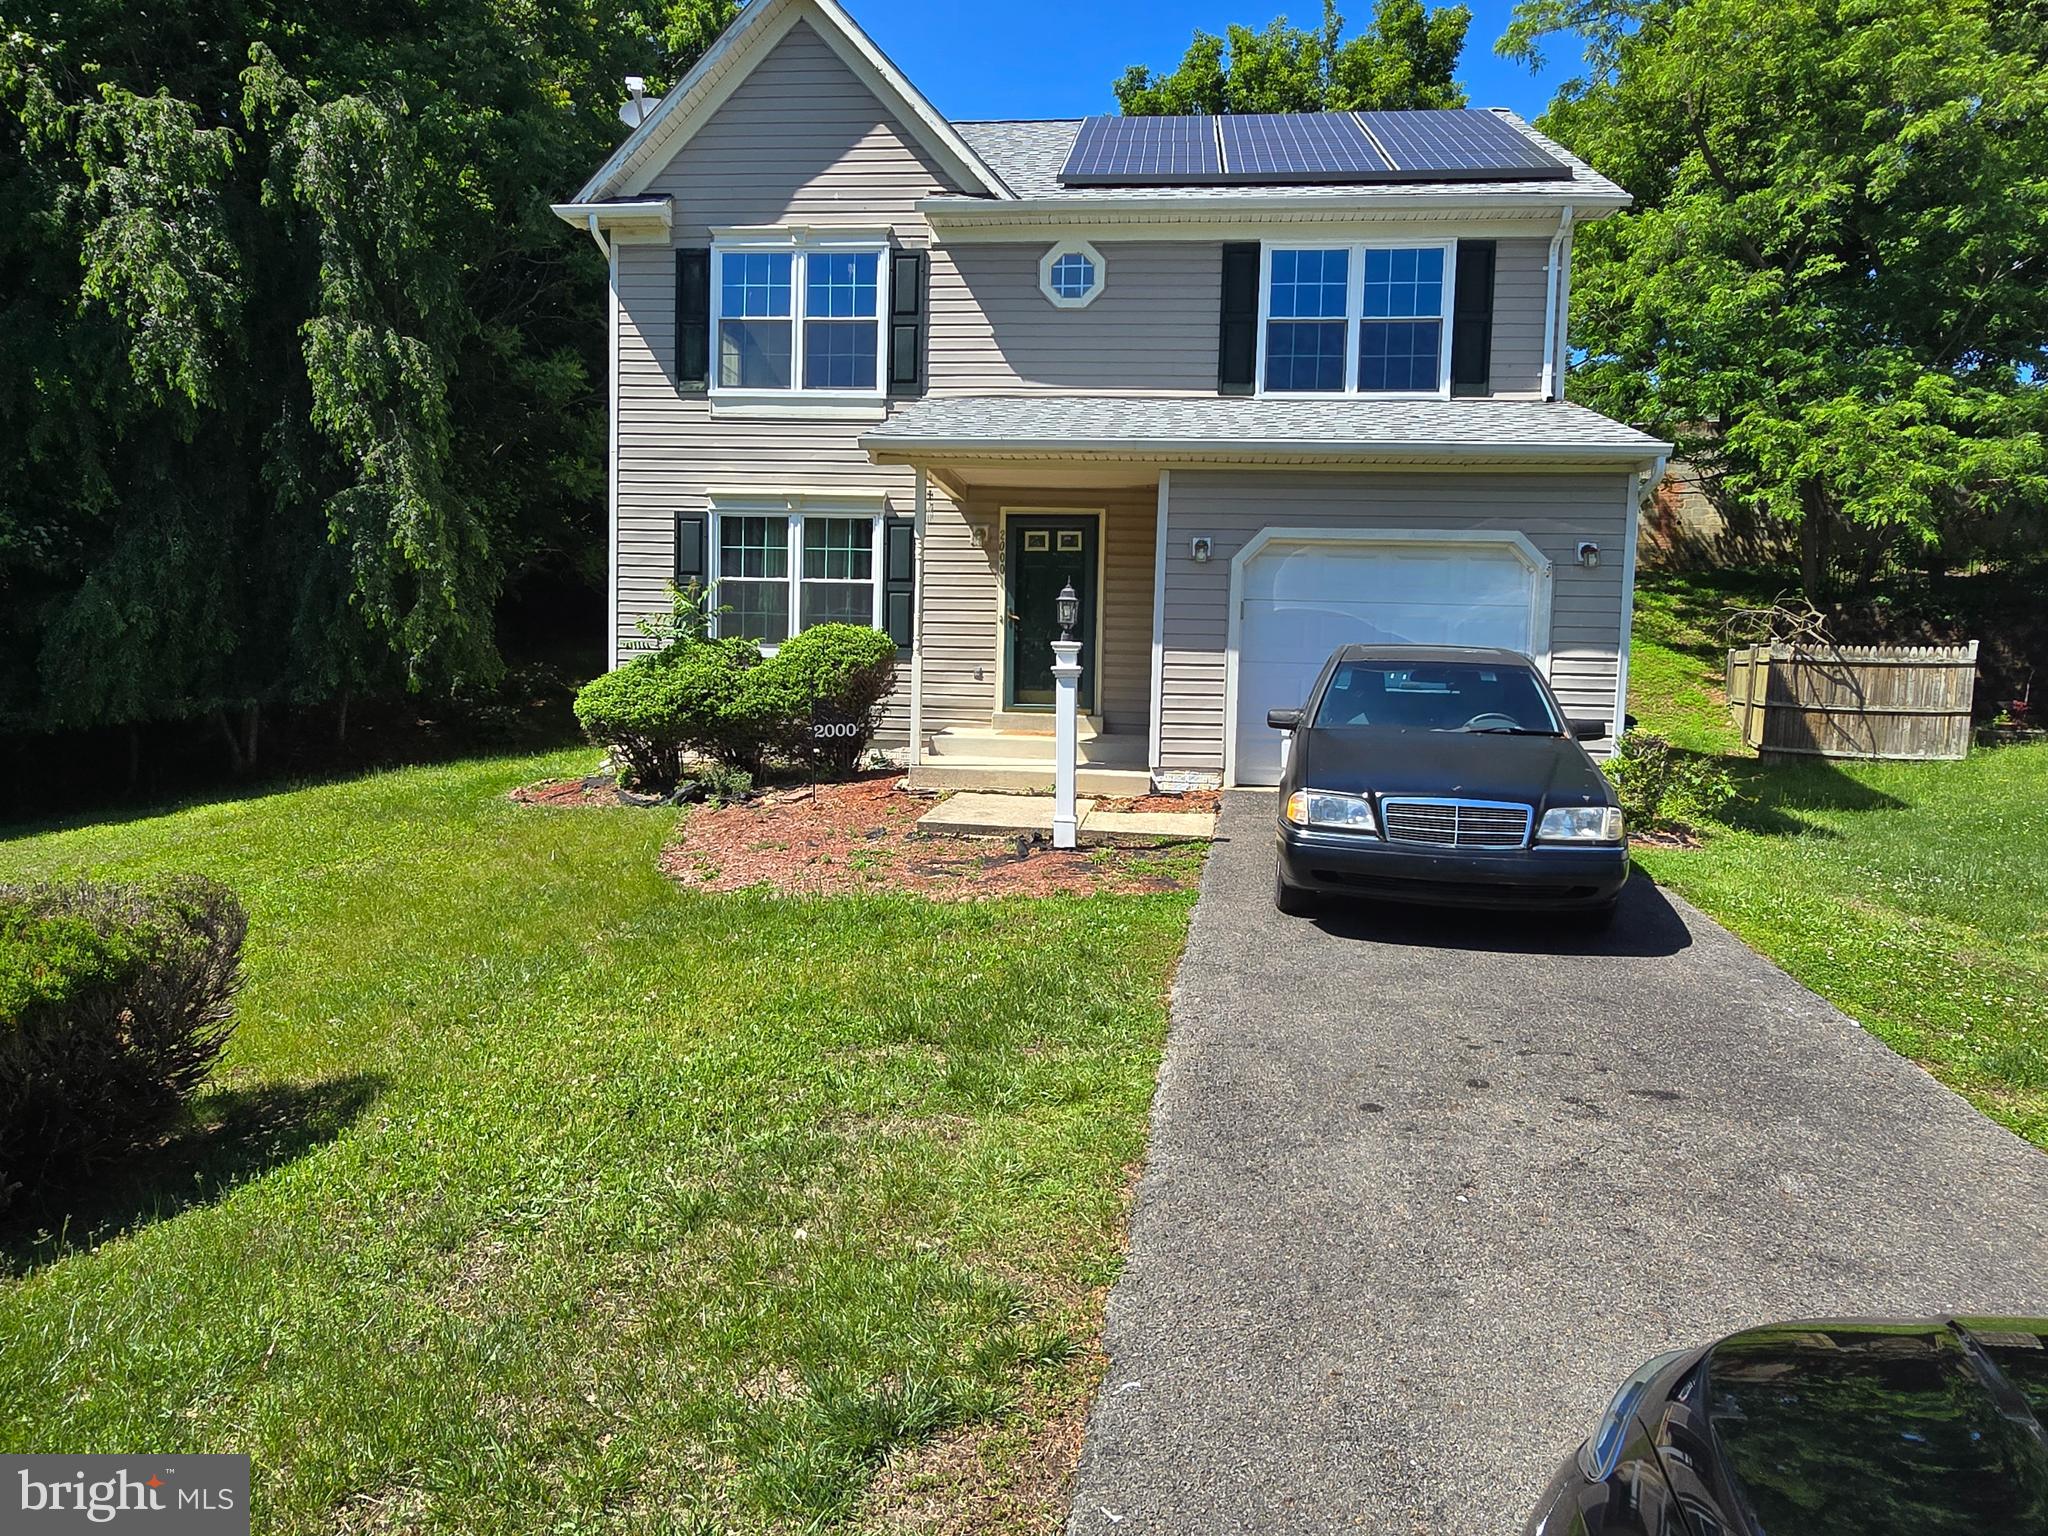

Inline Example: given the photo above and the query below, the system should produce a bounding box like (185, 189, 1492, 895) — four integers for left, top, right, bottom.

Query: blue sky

(844, 1, 1584, 123)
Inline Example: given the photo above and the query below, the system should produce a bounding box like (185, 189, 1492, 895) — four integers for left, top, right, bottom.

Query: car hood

(1703, 1317, 2048, 1536)
(1293, 727, 1611, 808)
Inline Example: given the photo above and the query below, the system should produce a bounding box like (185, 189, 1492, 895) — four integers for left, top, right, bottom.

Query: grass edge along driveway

(1628, 575, 2048, 1152)
(0, 750, 1194, 1535)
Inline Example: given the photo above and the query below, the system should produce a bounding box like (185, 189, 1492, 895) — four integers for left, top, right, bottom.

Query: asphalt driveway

(1066, 791, 2048, 1535)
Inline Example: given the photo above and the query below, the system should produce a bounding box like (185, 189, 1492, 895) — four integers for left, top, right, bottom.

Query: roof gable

(572, 0, 1010, 203)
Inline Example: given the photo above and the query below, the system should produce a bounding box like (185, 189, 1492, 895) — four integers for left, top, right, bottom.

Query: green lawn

(1628, 574, 2048, 1149)
(0, 752, 1193, 1533)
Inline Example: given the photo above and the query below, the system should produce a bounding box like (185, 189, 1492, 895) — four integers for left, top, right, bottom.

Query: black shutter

(675, 247, 710, 394)
(1449, 240, 1496, 397)
(883, 517, 916, 651)
(674, 513, 706, 585)
(1217, 243, 1260, 395)
(887, 248, 927, 397)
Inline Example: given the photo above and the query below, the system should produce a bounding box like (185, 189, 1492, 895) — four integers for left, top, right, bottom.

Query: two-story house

(554, 0, 1669, 791)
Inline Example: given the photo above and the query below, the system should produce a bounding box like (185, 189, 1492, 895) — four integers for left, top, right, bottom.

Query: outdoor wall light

(1191, 536, 1214, 564)
(1578, 541, 1602, 569)
(1055, 581, 1080, 641)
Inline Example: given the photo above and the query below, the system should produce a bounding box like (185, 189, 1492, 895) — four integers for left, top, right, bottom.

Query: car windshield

(1311, 660, 1561, 734)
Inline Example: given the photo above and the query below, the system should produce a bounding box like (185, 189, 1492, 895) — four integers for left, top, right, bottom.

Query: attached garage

(1227, 530, 1553, 785)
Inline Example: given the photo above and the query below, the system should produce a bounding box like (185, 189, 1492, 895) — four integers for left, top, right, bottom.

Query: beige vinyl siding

(930, 245, 1219, 394)
(1157, 469, 1631, 775)
(612, 17, 969, 742)
(1489, 237, 1551, 398)
(918, 485, 1157, 735)
(643, 19, 960, 236)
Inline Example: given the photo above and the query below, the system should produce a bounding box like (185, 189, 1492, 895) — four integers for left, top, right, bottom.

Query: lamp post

(1050, 581, 1082, 850)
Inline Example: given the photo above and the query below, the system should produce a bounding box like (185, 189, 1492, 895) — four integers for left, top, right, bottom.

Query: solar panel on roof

(1216, 113, 1390, 180)
(1354, 109, 1572, 181)
(1061, 115, 1223, 185)
(1055, 109, 1571, 187)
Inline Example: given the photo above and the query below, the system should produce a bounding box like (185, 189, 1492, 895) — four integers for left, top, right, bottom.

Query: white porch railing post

(1050, 638, 1082, 850)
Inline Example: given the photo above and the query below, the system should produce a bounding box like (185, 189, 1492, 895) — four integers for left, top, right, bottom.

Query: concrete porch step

(910, 761, 1153, 795)
(924, 727, 1147, 768)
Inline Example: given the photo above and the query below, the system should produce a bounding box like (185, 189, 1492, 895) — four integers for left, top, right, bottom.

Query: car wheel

(1274, 869, 1319, 917)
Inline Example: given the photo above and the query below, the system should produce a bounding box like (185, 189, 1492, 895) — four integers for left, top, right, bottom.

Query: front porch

(896, 464, 1162, 794)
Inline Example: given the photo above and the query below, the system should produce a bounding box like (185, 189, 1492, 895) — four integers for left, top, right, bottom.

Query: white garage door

(1232, 538, 1542, 785)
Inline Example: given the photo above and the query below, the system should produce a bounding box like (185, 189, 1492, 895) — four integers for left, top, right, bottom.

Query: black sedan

(1269, 645, 1626, 923)
(1528, 1316, 2048, 1536)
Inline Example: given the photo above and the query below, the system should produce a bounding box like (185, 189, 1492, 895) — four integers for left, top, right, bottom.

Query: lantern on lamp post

(1049, 579, 1083, 850)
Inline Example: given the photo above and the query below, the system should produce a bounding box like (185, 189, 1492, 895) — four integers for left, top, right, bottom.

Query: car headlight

(1536, 805, 1624, 843)
(1284, 789, 1378, 834)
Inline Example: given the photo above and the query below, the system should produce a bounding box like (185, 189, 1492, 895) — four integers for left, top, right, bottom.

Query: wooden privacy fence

(1726, 642, 1979, 761)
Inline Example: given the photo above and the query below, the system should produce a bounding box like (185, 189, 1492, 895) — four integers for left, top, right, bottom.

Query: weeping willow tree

(0, 0, 735, 766)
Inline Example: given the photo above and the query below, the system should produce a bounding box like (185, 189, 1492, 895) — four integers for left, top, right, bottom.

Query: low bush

(740, 624, 899, 777)
(1607, 732, 1744, 835)
(1, 876, 247, 1214)
(574, 638, 761, 790)
(575, 625, 898, 786)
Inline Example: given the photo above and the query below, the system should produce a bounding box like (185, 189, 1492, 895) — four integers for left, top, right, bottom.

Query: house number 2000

(811, 721, 862, 739)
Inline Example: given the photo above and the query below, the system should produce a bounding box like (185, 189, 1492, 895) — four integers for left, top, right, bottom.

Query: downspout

(1539, 204, 1572, 401)
(586, 212, 611, 259)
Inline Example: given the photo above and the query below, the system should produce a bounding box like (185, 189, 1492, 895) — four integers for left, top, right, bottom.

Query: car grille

(1379, 798, 1533, 849)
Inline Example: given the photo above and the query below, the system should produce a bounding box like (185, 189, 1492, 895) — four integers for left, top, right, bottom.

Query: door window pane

(802, 252, 879, 390)
(1265, 248, 1349, 392)
(718, 252, 792, 388)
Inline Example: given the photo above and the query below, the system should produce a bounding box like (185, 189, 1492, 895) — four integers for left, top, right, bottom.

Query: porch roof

(861, 395, 1671, 477)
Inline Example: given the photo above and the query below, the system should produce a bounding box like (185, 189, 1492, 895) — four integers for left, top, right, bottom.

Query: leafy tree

(1116, 0, 1471, 115)
(1502, 0, 2048, 597)
(0, 0, 736, 763)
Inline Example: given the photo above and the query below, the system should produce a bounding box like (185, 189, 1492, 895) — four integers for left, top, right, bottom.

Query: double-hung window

(713, 504, 883, 646)
(1260, 241, 1453, 397)
(712, 234, 888, 400)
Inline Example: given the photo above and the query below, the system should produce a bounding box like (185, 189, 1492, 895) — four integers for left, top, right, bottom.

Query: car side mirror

(1568, 717, 1610, 740)
(1267, 708, 1302, 732)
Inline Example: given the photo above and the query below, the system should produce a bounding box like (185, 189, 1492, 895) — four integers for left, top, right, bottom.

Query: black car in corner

(1528, 1316, 2048, 1536)
(1269, 645, 1626, 924)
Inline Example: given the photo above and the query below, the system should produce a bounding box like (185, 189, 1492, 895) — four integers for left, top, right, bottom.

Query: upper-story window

(1039, 240, 1106, 308)
(713, 235, 887, 398)
(1261, 241, 1453, 397)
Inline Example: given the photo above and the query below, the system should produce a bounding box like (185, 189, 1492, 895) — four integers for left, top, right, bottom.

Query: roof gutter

(860, 434, 1672, 469)
(918, 188, 1624, 229)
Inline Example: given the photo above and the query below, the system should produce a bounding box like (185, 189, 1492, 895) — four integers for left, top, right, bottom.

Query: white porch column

(1050, 638, 1083, 849)
(908, 467, 927, 775)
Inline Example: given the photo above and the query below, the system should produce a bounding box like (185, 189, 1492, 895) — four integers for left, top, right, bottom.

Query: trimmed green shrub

(1, 876, 247, 1214)
(574, 638, 761, 789)
(743, 624, 900, 776)
(575, 625, 899, 786)
(1606, 732, 1744, 835)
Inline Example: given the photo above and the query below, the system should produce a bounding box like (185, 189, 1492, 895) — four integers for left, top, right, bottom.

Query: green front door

(1004, 515, 1096, 710)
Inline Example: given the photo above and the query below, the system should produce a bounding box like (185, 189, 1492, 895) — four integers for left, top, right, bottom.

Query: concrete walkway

(1066, 790, 2048, 1535)
(914, 791, 1216, 845)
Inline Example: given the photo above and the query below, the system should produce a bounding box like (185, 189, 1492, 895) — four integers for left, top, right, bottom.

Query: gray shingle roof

(862, 395, 1669, 466)
(950, 114, 1625, 206)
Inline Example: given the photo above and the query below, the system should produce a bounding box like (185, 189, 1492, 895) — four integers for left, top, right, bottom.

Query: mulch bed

(1091, 789, 1223, 815)
(659, 775, 1202, 900)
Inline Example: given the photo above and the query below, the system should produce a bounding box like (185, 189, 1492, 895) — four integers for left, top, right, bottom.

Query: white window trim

(709, 229, 892, 405)
(1038, 240, 1106, 309)
(1255, 238, 1457, 401)
(708, 494, 887, 652)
